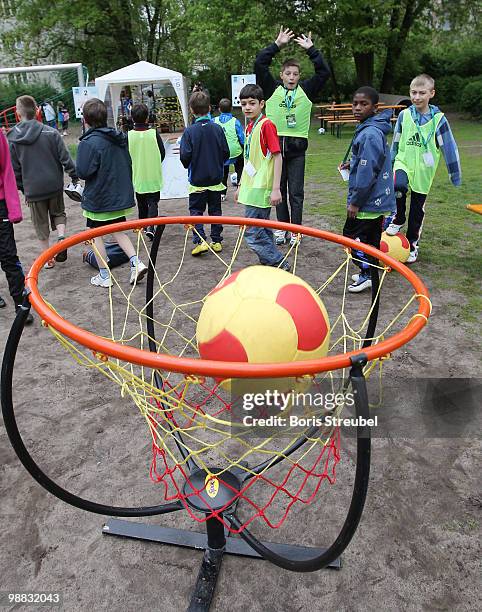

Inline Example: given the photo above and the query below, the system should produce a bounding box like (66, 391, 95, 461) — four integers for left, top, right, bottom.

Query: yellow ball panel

(196, 281, 240, 344)
(225, 299, 298, 362)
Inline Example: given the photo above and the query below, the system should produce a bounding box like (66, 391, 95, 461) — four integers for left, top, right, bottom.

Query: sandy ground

(0, 128, 480, 612)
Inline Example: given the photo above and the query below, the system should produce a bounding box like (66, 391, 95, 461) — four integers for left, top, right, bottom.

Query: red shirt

(246, 116, 280, 157)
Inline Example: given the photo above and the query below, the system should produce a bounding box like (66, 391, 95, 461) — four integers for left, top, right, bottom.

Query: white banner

(72, 86, 99, 119)
(231, 74, 256, 107)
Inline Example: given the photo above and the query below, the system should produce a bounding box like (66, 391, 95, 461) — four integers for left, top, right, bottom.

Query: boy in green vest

(255, 27, 330, 246)
(387, 74, 461, 263)
(234, 84, 289, 270)
(214, 98, 245, 201)
(127, 103, 165, 241)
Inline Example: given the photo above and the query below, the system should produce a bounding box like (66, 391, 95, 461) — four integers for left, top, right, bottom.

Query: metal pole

(0, 63, 85, 87)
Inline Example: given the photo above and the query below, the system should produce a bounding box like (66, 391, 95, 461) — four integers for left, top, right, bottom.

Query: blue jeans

(189, 190, 223, 244)
(244, 205, 284, 266)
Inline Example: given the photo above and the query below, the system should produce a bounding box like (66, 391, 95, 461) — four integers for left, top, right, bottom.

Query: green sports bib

(238, 116, 274, 208)
(128, 129, 163, 194)
(214, 116, 243, 159)
(393, 108, 443, 195)
(265, 85, 312, 139)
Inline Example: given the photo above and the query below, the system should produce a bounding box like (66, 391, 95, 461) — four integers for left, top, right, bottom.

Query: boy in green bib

(127, 103, 165, 241)
(214, 98, 245, 201)
(234, 84, 289, 270)
(255, 27, 330, 246)
(387, 74, 461, 263)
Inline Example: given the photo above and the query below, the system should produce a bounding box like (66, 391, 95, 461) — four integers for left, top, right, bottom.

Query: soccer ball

(230, 172, 238, 187)
(196, 266, 330, 366)
(380, 232, 410, 263)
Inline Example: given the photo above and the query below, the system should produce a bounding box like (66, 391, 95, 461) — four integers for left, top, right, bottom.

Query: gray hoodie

(8, 120, 77, 201)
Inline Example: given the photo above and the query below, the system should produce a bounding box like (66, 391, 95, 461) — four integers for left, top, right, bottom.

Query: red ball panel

(397, 233, 410, 249)
(276, 285, 328, 351)
(208, 270, 241, 297)
(380, 240, 389, 253)
(198, 328, 248, 363)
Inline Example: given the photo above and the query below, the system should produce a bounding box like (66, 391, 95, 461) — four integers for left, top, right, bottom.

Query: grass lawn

(305, 116, 482, 325)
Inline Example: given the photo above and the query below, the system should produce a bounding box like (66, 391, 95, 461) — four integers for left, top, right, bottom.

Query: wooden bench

(325, 116, 397, 138)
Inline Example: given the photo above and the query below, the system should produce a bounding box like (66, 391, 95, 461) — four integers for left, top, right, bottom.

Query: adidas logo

(406, 133, 422, 147)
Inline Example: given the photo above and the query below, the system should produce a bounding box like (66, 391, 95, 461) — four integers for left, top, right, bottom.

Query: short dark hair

(219, 98, 232, 113)
(131, 103, 148, 123)
(281, 58, 301, 72)
(83, 98, 107, 127)
(239, 84, 264, 102)
(189, 90, 210, 115)
(353, 86, 379, 105)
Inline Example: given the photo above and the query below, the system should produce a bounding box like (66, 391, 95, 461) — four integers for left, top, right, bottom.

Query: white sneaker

(406, 249, 418, 264)
(274, 229, 287, 245)
(91, 273, 113, 288)
(129, 261, 148, 285)
(351, 273, 361, 283)
(290, 233, 301, 246)
(348, 274, 372, 293)
(386, 222, 404, 236)
(221, 194, 226, 202)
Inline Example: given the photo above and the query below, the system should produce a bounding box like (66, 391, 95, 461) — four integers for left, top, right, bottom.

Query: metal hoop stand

(1, 224, 380, 611)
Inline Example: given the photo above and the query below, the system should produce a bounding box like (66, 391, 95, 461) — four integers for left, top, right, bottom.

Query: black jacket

(255, 42, 330, 158)
(76, 127, 134, 213)
(180, 119, 229, 187)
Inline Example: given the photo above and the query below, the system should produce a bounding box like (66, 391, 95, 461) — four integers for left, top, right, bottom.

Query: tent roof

(95, 61, 184, 84)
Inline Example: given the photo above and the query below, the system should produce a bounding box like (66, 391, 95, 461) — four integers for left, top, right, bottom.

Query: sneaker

(55, 237, 67, 262)
(129, 261, 148, 285)
(290, 233, 301, 247)
(277, 260, 291, 272)
(351, 273, 361, 283)
(43, 258, 55, 269)
(348, 273, 372, 293)
(221, 194, 226, 202)
(145, 228, 155, 241)
(210, 242, 223, 253)
(91, 273, 113, 288)
(385, 222, 404, 236)
(406, 249, 418, 264)
(274, 230, 287, 245)
(0, 296, 5, 308)
(191, 243, 209, 256)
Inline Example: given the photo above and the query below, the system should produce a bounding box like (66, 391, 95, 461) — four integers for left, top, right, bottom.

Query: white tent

(95, 60, 189, 127)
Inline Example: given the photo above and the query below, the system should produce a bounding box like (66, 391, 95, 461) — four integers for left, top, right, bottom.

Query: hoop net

(26, 217, 430, 533)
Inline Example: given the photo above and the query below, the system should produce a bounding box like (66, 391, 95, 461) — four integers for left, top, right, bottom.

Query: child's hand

(270, 188, 282, 206)
(234, 187, 240, 203)
(339, 162, 350, 170)
(347, 204, 359, 219)
(295, 32, 313, 49)
(275, 27, 295, 48)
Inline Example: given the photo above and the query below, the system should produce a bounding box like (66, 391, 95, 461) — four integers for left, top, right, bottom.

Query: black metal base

(103, 518, 341, 610)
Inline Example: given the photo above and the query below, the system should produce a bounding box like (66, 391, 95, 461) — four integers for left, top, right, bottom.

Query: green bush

(0, 81, 60, 111)
(459, 80, 482, 118)
(434, 75, 469, 105)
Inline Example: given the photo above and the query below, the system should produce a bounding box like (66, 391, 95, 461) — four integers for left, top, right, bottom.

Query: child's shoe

(221, 194, 226, 202)
(192, 243, 209, 256)
(277, 260, 291, 272)
(55, 237, 68, 262)
(386, 222, 404, 236)
(91, 273, 113, 288)
(210, 242, 223, 253)
(290, 233, 301, 247)
(406, 248, 418, 264)
(129, 261, 148, 285)
(0, 295, 6, 308)
(348, 272, 372, 293)
(274, 230, 287, 245)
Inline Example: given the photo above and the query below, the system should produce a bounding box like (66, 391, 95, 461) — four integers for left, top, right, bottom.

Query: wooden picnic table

(316, 104, 407, 138)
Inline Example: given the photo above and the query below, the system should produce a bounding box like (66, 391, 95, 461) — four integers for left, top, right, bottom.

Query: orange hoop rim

(25, 216, 431, 377)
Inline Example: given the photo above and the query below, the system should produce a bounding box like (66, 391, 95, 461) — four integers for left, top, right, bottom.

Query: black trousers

(393, 170, 427, 251)
(276, 153, 306, 226)
(188, 190, 223, 243)
(0, 200, 26, 306)
(222, 155, 244, 194)
(343, 215, 384, 272)
(136, 192, 160, 224)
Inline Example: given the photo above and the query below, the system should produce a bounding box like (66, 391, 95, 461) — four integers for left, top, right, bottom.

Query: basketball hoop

(1, 216, 431, 610)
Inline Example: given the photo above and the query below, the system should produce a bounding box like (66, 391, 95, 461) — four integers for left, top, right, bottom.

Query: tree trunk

(354, 51, 374, 86)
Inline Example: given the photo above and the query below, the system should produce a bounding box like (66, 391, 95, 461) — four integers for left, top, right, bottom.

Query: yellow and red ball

(380, 232, 410, 263)
(196, 266, 330, 365)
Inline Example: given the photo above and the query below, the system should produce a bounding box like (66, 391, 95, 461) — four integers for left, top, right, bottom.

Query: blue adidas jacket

(347, 110, 396, 214)
(76, 127, 134, 213)
(180, 118, 230, 187)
